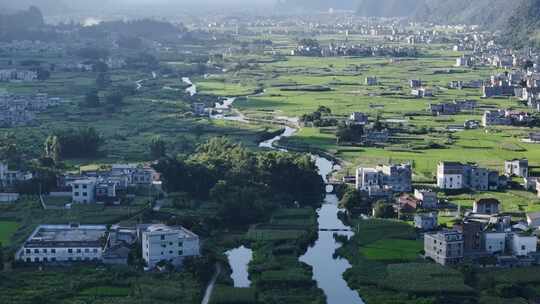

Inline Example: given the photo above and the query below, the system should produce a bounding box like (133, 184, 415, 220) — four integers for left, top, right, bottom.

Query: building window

(51, 257, 56, 262)
(34, 258, 39, 262)
(93, 249, 98, 253)
(51, 249, 56, 254)
(83, 192, 88, 197)
(26, 258, 31, 263)
(169, 251, 173, 254)
(160, 235, 165, 240)
(43, 249, 47, 253)
(178, 242, 183, 247)
(34, 249, 39, 254)
(68, 249, 73, 253)
(178, 250, 183, 256)
(85, 249, 90, 253)
(522, 245, 526, 250)
(25, 249, 31, 254)
(76, 249, 81, 253)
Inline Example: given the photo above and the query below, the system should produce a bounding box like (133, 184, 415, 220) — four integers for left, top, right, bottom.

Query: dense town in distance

(2, 0, 540, 303)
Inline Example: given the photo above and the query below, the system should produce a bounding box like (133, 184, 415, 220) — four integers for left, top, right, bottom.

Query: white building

(0, 162, 33, 188)
(527, 212, 540, 229)
(437, 162, 463, 189)
(483, 232, 506, 254)
(68, 178, 97, 204)
(16, 224, 107, 263)
(508, 233, 538, 256)
(141, 224, 200, 269)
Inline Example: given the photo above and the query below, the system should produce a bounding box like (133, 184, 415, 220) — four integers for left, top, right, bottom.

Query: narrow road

(201, 263, 222, 304)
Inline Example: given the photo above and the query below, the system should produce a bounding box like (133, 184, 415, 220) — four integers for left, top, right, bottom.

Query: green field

(361, 238, 422, 262)
(0, 221, 20, 246)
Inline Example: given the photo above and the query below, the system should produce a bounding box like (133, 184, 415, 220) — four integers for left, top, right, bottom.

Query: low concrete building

(15, 224, 107, 263)
(365, 76, 378, 86)
(483, 232, 506, 254)
(140, 224, 200, 269)
(527, 212, 540, 229)
(414, 189, 438, 209)
(414, 213, 438, 231)
(473, 198, 501, 215)
(508, 233, 538, 256)
(349, 112, 369, 125)
(424, 230, 464, 266)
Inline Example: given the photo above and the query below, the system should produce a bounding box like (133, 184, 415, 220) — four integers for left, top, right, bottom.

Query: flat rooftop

(25, 225, 107, 248)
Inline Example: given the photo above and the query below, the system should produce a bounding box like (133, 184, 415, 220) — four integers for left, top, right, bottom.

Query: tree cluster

(45, 127, 104, 159)
(153, 138, 325, 226)
(300, 106, 338, 127)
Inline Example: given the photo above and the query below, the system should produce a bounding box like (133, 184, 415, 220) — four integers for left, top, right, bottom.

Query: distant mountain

(416, 0, 524, 27)
(277, 0, 359, 11)
(357, 0, 420, 17)
(0, 6, 45, 31)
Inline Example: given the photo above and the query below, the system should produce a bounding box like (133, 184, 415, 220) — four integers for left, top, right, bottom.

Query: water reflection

(225, 246, 253, 288)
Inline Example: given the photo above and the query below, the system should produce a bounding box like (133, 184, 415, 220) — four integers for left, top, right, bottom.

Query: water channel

(185, 77, 363, 303)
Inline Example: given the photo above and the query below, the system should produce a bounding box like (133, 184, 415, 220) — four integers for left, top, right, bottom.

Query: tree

(36, 68, 50, 81)
(96, 73, 112, 89)
(373, 200, 395, 218)
(51, 127, 104, 158)
(336, 123, 364, 144)
(83, 90, 100, 107)
(340, 188, 369, 213)
(44, 135, 61, 163)
(105, 91, 124, 109)
(149, 136, 167, 159)
(0, 242, 3, 271)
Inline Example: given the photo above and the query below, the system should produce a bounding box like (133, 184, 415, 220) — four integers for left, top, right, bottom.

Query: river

(184, 77, 363, 304)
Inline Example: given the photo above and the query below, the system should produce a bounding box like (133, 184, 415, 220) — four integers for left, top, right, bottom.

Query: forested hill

(504, 0, 540, 48)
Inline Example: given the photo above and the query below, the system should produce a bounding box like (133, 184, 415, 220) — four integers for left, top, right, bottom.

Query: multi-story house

(15, 224, 107, 263)
(68, 179, 97, 204)
(140, 224, 200, 269)
(437, 162, 504, 191)
(424, 230, 464, 266)
(356, 163, 412, 197)
(505, 159, 529, 178)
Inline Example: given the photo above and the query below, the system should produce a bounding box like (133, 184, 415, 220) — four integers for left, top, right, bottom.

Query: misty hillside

(417, 0, 525, 27)
(504, 0, 540, 48)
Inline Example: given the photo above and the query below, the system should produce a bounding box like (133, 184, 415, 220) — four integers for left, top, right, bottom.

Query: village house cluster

(60, 163, 160, 204)
(350, 156, 540, 267)
(0, 92, 61, 127)
(424, 198, 540, 267)
(15, 223, 199, 270)
(0, 69, 38, 82)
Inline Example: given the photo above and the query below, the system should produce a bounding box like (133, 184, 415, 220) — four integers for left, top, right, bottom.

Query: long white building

(16, 224, 107, 263)
(140, 224, 200, 269)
